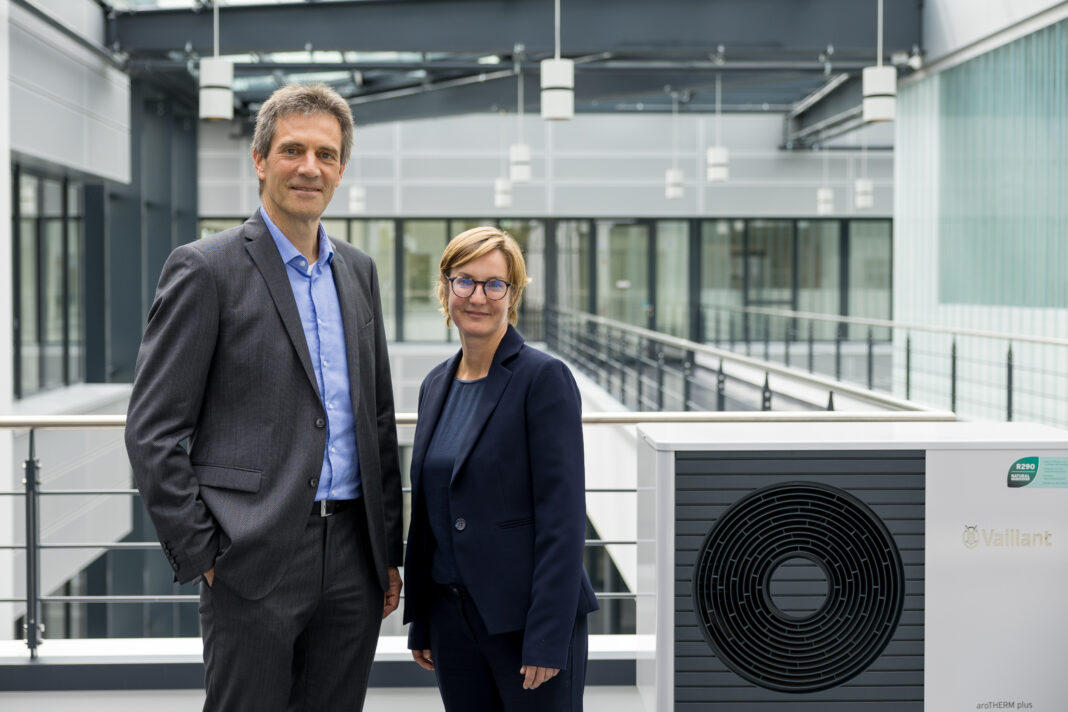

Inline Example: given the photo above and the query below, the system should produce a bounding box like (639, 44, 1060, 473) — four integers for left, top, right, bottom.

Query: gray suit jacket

(125, 211, 402, 600)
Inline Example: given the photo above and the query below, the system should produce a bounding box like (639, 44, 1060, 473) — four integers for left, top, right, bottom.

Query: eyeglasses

(444, 274, 512, 300)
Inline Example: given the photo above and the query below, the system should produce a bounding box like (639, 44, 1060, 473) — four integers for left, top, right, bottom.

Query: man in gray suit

(125, 83, 402, 711)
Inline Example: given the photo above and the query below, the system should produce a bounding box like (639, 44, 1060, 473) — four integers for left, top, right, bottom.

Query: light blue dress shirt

(261, 206, 361, 501)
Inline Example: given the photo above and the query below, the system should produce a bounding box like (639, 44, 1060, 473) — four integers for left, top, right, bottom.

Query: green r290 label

(1008, 456, 1068, 488)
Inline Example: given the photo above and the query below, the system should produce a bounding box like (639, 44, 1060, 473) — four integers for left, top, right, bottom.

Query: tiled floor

(0, 686, 647, 711)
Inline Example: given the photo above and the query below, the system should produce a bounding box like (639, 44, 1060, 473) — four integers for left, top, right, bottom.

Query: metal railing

(697, 304, 1068, 427)
(547, 307, 932, 413)
(0, 406, 955, 659)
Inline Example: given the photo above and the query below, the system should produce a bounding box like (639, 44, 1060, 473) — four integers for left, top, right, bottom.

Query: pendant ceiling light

(199, 1, 234, 121)
(706, 73, 729, 182)
(494, 113, 513, 208)
(347, 185, 366, 214)
(510, 54, 531, 183)
(862, 0, 896, 122)
(665, 91, 684, 200)
(854, 139, 873, 209)
(540, 0, 573, 120)
(816, 146, 833, 215)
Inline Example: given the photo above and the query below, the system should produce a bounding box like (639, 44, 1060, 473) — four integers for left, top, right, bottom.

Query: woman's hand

(412, 649, 434, 671)
(519, 665, 559, 690)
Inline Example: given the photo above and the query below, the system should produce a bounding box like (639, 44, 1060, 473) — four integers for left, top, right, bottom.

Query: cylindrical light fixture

(854, 177, 874, 209)
(494, 177, 513, 208)
(509, 143, 531, 183)
(816, 187, 834, 215)
(347, 185, 366, 214)
(706, 73, 729, 182)
(862, 66, 896, 122)
(706, 145, 729, 182)
(665, 168, 684, 200)
(199, 2, 233, 121)
(199, 56, 234, 121)
(540, 58, 574, 120)
(862, 0, 896, 122)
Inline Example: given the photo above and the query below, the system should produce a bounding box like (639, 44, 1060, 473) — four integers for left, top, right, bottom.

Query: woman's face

(446, 249, 511, 342)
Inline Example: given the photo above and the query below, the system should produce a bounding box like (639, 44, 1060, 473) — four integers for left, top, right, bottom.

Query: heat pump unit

(635, 421, 1068, 711)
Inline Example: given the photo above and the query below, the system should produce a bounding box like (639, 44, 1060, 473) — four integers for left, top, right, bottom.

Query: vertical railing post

(784, 320, 792, 368)
(808, 321, 815, 373)
(636, 337, 645, 410)
(950, 338, 958, 412)
(827, 391, 835, 411)
(867, 327, 875, 390)
(656, 350, 666, 411)
(761, 373, 772, 411)
(729, 314, 736, 351)
(682, 351, 694, 412)
(834, 322, 843, 381)
(905, 333, 912, 400)
(716, 359, 726, 411)
(1006, 342, 1014, 422)
(23, 429, 42, 659)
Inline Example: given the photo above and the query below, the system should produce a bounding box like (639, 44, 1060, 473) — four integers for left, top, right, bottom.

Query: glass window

(555, 220, 590, 313)
(596, 221, 649, 328)
(797, 220, 840, 340)
(500, 220, 545, 341)
(348, 219, 397, 341)
(655, 221, 688, 338)
(18, 174, 39, 397)
(198, 218, 242, 240)
(700, 219, 744, 343)
(746, 219, 793, 307)
(320, 219, 348, 243)
(849, 220, 892, 340)
(402, 220, 448, 341)
(68, 183, 84, 384)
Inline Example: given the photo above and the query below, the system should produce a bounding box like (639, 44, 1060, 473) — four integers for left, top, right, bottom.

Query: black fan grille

(691, 481, 905, 693)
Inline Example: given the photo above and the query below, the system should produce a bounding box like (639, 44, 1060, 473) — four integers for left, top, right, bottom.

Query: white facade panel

(8, 1, 129, 183)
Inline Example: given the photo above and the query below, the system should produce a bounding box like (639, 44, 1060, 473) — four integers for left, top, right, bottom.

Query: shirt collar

(259, 205, 334, 270)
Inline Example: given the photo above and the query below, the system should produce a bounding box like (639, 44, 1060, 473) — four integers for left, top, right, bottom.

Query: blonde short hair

(437, 226, 530, 328)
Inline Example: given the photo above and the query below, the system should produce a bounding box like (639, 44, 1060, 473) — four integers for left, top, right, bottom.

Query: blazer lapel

(329, 248, 363, 415)
(410, 352, 461, 494)
(450, 326, 525, 484)
(244, 216, 321, 399)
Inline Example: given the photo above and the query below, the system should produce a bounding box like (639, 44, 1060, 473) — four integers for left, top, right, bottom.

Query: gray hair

(251, 83, 354, 166)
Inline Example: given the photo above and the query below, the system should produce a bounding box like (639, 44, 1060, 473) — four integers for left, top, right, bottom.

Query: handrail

(707, 303, 1068, 347)
(0, 409, 954, 431)
(553, 307, 935, 412)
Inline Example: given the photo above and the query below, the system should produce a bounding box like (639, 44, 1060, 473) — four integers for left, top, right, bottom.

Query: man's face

(253, 112, 345, 227)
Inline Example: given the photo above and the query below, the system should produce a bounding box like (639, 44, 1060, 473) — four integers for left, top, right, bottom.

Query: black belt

(313, 498, 360, 517)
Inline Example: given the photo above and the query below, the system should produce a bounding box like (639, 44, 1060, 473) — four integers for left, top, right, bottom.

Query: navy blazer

(403, 325, 599, 669)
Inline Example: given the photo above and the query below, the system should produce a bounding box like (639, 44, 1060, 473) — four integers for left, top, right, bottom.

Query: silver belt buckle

(320, 500, 330, 517)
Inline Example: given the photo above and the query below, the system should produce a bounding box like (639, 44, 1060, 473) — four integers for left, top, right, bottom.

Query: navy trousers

(198, 502, 383, 712)
(427, 583, 589, 711)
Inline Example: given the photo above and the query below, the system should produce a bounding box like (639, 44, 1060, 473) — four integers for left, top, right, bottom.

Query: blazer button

(315, 418, 326, 429)
(309, 478, 319, 488)
(454, 518, 466, 531)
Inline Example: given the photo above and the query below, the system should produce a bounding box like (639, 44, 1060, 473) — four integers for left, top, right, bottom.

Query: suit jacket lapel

(329, 247, 363, 415)
(451, 326, 525, 484)
(243, 215, 321, 399)
(410, 352, 461, 495)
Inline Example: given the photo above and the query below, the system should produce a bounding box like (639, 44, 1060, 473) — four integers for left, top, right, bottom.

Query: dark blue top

(422, 376, 485, 584)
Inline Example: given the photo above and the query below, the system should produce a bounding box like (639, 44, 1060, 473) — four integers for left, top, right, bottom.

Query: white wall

(199, 112, 893, 219)
(923, 0, 1068, 64)
(8, 0, 129, 183)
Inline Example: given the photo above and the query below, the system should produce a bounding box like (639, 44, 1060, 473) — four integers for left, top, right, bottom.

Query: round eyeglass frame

(444, 274, 512, 300)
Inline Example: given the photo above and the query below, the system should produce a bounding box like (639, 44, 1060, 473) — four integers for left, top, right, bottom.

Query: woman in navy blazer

(403, 226, 598, 711)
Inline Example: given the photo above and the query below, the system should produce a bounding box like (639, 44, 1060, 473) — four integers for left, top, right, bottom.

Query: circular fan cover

(691, 481, 905, 693)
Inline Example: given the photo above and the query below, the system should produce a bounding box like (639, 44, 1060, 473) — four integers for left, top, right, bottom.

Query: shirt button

(309, 478, 318, 488)
(315, 418, 325, 429)
(330, 446, 336, 453)
(454, 518, 466, 531)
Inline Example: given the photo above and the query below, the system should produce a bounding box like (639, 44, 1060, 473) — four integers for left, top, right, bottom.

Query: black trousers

(428, 583, 589, 712)
(199, 502, 382, 712)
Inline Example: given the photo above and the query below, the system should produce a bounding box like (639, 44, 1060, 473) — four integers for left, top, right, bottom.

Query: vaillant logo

(962, 525, 980, 549)
(961, 525, 1054, 549)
